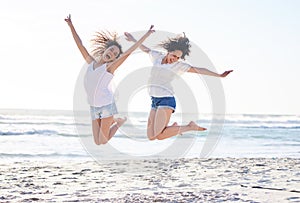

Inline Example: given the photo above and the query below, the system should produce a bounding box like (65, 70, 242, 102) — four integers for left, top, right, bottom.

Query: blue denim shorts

(151, 96, 176, 112)
(90, 103, 118, 120)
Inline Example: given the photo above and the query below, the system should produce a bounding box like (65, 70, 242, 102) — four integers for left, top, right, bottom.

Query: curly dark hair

(91, 31, 123, 58)
(159, 33, 191, 60)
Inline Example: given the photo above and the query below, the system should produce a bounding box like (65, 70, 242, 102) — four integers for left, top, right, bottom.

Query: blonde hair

(91, 31, 123, 58)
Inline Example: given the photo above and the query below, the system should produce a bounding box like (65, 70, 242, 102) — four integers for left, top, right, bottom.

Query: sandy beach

(0, 158, 299, 202)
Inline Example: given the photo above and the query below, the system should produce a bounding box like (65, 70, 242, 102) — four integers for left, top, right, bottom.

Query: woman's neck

(98, 58, 106, 65)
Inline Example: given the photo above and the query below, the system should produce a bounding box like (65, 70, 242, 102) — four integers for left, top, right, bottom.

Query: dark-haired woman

(65, 15, 154, 145)
(125, 32, 233, 140)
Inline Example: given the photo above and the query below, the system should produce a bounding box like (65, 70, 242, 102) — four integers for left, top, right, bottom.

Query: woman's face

(166, 50, 183, 64)
(102, 45, 121, 62)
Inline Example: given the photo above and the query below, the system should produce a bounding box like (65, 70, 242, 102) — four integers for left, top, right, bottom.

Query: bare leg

(92, 116, 127, 145)
(98, 116, 114, 144)
(108, 117, 127, 139)
(92, 119, 101, 145)
(156, 121, 206, 140)
(153, 108, 173, 137)
(147, 108, 206, 141)
(147, 109, 156, 140)
(147, 108, 176, 140)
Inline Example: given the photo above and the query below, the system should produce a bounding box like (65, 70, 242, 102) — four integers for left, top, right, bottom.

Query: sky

(0, 0, 299, 115)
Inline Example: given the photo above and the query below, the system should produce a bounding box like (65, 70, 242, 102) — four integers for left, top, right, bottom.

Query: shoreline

(1, 158, 299, 202)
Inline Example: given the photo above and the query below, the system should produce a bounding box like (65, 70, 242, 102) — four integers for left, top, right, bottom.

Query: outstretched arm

(107, 25, 155, 73)
(65, 14, 94, 64)
(124, 32, 151, 53)
(188, 67, 233, 77)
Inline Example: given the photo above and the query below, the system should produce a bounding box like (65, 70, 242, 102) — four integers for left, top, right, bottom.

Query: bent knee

(93, 135, 108, 145)
(148, 135, 164, 141)
(99, 140, 108, 145)
(147, 132, 157, 141)
(148, 132, 164, 141)
(148, 136, 157, 141)
(156, 134, 165, 140)
(94, 141, 101, 145)
(94, 140, 108, 145)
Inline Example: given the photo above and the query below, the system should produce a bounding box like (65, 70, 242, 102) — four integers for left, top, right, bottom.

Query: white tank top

(84, 62, 114, 107)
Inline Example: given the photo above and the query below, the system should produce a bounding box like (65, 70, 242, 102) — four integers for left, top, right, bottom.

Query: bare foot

(170, 122, 183, 135)
(170, 122, 178, 126)
(188, 121, 206, 131)
(114, 117, 127, 127)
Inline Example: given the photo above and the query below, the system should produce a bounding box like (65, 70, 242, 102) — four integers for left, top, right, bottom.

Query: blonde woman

(65, 15, 154, 145)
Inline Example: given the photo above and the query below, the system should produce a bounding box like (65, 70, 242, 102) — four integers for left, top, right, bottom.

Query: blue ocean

(0, 109, 299, 161)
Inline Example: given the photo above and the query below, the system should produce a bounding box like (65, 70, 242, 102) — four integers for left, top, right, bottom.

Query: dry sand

(0, 158, 299, 202)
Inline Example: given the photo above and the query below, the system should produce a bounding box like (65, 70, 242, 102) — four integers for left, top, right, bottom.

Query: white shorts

(90, 103, 118, 120)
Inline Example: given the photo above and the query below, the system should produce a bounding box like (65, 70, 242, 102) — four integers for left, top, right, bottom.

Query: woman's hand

(145, 25, 155, 37)
(64, 14, 72, 26)
(124, 25, 154, 42)
(148, 25, 155, 34)
(124, 32, 136, 42)
(219, 70, 233, 77)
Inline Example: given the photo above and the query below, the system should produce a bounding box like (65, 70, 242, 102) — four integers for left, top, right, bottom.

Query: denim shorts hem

(90, 103, 118, 120)
(151, 106, 175, 113)
(157, 106, 175, 111)
(151, 96, 176, 113)
(96, 114, 114, 120)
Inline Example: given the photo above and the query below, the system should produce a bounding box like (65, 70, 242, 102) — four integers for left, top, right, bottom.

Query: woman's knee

(94, 138, 108, 145)
(148, 133, 165, 140)
(147, 131, 164, 140)
(93, 133, 108, 145)
(148, 135, 157, 141)
(99, 139, 108, 145)
(156, 134, 165, 140)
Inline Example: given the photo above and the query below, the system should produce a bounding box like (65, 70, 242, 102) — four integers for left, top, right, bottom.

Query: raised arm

(124, 32, 151, 53)
(65, 14, 94, 64)
(188, 67, 233, 77)
(107, 25, 155, 73)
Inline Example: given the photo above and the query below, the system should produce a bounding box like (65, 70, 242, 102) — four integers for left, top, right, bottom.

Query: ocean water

(0, 109, 299, 161)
